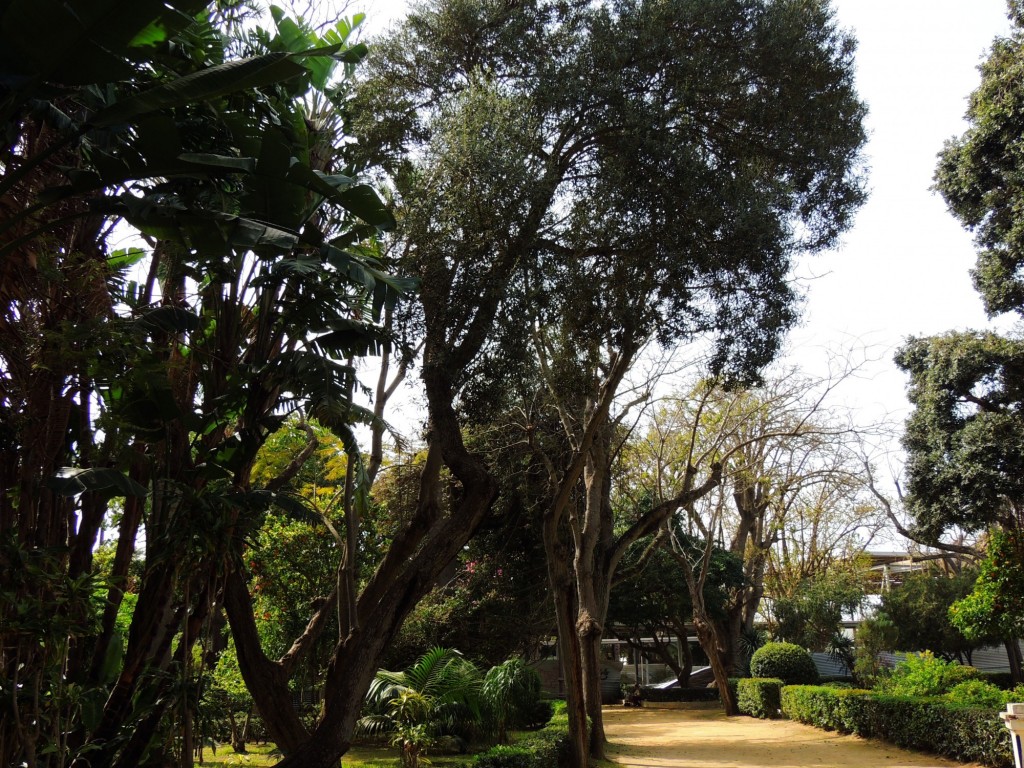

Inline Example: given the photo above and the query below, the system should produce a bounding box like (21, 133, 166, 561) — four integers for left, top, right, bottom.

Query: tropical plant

(0, 2, 405, 765)
(358, 648, 483, 768)
(481, 658, 542, 744)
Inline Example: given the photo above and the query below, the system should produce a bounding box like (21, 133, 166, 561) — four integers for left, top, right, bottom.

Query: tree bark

(545, 527, 589, 768)
(694, 615, 737, 715)
(223, 568, 313, 754)
(1006, 638, 1023, 685)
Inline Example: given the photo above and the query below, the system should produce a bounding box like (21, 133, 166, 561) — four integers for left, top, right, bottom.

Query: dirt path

(602, 705, 985, 768)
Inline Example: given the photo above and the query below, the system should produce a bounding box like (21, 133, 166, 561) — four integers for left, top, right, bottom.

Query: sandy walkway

(602, 705, 985, 768)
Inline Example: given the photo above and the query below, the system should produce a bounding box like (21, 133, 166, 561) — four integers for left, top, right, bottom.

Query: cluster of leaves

(874, 652, 980, 698)
(950, 528, 1024, 643)
(768, 567, 866, 652)
(358, 649, 546, 768)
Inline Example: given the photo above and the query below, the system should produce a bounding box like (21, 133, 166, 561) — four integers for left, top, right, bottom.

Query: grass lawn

(196, 741, 478, 767)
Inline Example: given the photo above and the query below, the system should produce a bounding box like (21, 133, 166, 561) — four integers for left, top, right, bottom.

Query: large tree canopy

(899, 0, 1024, 683)
(900, 2, 1024, 540)
(356, 0, 867, 379)
(896, 331, 1024, 537)
(355, 1, 866, 761)
(935, 0, 1024, 317)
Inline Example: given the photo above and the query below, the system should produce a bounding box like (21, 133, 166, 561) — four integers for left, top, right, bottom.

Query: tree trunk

(271, 412, 499, 767)
(544, 521, 588, 768)
(223, 568, 312, 754)
(1006, 638, 1023, 685)
(228, 710, 244, 754)
(578, 621, 606, 759)
(694, 616, 737, 715)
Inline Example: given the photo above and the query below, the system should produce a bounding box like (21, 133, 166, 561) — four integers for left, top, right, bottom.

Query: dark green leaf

(47, 468, 148, 497)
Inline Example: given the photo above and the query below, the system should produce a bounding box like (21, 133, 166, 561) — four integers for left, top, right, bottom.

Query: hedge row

(736, 678, 783, 719)
(780, 685, 1013, 768)
(473, 702, 570, 768)
(640, 686, 720, 702)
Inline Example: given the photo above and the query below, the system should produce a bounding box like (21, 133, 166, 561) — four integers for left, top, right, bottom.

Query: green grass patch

(198, 741, 481, 767)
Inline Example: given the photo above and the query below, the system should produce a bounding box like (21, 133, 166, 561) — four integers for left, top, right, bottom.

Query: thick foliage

(875, 652, 980, 698)
(736, 678, 784, 719)
(946, 680, 1008, 709)
(935, 4, 1024, 318)
(749, 642, 819, 684)
(896, 333, 1024, 537)
(770, 570, 866, 652)
(781, 685, 1013, 768)
(951, 528, 1024, 642)
(473, 701, 569, 768)
(0, 3, 399, 766)
(875, 568, 984, 661)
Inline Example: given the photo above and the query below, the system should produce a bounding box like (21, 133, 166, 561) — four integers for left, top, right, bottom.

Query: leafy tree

(0, 4, 402, 767)
(950, 529, 1024, 647)
(356, 0, 866, 755)
(877, 567, 983, 663)
(899, 0, 1024, 684)
(768, 565, 866, 653)
(608, 534, 743, 687)
(896, 332, 1024, 539)
(935, 0, 1024, 318)
(627, 372, 874, 708)
(608, 540, 697, 686)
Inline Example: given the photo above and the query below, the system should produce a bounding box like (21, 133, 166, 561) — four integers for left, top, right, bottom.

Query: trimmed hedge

(780, 685, 1013, 768)
(473, 701, 570, 768)
(736, 678, 783, 719)
(749, 642, 818, 685)
(640, 686, 720, 703)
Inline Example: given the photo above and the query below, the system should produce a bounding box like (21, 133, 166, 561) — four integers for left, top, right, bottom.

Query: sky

(350, 0, 1016, 465)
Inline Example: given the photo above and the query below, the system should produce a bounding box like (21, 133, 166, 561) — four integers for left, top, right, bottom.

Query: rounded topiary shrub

(749, 642, 819, 684)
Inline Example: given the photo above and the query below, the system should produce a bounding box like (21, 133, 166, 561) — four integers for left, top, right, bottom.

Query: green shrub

(639, 686, 719, 703)
(749, 642, 819, 684)
(736, 678, 783, 719)
(947, 680, 1006, 709)
(522, 699, 553, 729)
(781, 685, 1013, 767)
(875, 651, 979, 698)
(981, 671, 1016, 690)
(473, 701, 569, 768)
(473, 744, 533, 768)
(780, 685, 873, 734)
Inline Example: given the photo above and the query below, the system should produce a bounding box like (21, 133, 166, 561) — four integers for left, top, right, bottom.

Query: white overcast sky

(350, 0, 1016, 460)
